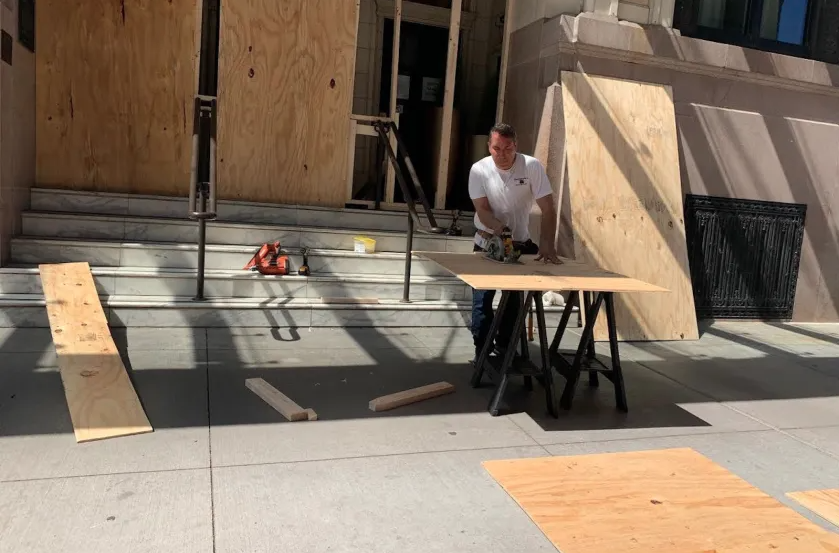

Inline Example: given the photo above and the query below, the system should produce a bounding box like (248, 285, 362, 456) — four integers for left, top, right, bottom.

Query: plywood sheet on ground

(483, 448, 839, 553)
(217, 0, 358, 207)
(788, 489, 839, 528)
(417, 251, 667, 293)
(562, 72, 698, 342)
(36, 0, 198, 195)
(39, 262, 152, 443)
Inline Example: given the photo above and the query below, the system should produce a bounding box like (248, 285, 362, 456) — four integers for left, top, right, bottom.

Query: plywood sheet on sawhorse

(483, 448, 839, 553)
(562, 71, 698, 342)
(39, 262, 152, 443)
(416, 251, 667, 294)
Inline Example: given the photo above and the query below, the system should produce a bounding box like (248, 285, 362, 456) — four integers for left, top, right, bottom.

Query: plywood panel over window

(217, 0, 359, 207)
(36, 0, 198, 196)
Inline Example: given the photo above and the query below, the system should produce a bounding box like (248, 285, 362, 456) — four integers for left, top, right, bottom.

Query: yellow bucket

(353, 236, 376, 254)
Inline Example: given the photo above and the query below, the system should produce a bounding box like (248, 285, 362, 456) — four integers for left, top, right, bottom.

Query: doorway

(378, 18, 463, 205)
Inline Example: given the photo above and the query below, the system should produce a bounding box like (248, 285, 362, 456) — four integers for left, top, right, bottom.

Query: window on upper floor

(675, 0, 816, 58)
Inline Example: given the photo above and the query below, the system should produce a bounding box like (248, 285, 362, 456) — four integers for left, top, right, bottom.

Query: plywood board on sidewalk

(417, 251, 667, 293)
(562, 72, 698, 342)
(217, 0, 358, 207)
(39, 263, 152, 443)
(787, 489, 839, 527)
(483, 448, 838, 553)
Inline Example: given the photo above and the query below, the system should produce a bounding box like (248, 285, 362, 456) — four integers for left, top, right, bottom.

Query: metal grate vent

(684, 194, 807, 320)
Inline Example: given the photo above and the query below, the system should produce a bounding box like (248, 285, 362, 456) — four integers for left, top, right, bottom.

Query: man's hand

(536, 245, 561, 264)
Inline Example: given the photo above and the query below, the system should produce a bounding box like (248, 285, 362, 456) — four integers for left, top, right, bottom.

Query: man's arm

(468, 164, 506, 234)
(534, 194, 559, 263)
(472, 197, 506, 234)
(531, 159, 560, 263)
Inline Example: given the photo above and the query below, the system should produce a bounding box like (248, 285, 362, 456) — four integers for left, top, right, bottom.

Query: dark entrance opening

(379, 18, 463, 206)
(684, 194, 807, 320)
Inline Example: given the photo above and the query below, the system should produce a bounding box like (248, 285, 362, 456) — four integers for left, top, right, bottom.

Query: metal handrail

(190, 0, 220, 302)
(188, 96, 218, 301)
(372, 121, 447, 303)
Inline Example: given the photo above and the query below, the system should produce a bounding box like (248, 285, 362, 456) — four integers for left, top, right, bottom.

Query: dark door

(379, 19, 462, 204)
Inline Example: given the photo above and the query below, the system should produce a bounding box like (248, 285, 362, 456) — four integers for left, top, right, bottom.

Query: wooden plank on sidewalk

(787, 489, 839, 527)
(483, 448, 838, 553)
(39, 262, 152, 443)
(369, 382, 455, 412)
(245, 378, 309, 422)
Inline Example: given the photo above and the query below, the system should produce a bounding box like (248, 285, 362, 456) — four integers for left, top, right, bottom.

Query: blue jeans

(470, 240, 539, 356)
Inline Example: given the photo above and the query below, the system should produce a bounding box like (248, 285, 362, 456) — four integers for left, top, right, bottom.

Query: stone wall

(0, 0, 36, 265)
(507, 13, 839, 322)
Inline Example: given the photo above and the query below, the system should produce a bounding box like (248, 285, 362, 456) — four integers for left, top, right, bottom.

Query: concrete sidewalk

(1, 322, 839, 552)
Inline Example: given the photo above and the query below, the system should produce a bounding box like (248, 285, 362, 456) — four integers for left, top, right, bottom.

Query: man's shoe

(493, 344, 522, 359)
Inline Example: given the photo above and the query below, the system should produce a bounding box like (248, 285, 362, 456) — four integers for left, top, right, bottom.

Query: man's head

(487, 123, 517, 170)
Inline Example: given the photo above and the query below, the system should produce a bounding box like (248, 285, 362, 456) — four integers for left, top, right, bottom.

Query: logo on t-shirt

(513, 177, 529, 187)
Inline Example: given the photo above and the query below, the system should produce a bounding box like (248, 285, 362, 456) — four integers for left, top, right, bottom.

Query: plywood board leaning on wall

(561, 72, 698, 342)
(531, 83, 570, 257)
(216, 0, 358, 207)
(35, 0, 198, 196)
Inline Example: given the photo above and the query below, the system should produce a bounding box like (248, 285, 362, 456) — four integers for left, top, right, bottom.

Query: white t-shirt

(468, 153, 553, 248)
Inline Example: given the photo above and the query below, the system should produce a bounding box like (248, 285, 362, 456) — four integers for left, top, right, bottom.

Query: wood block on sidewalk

(245, 378, 310, 422)
(369, 382, 455, 412)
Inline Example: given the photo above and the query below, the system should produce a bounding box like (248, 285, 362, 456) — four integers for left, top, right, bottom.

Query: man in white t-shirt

(468, 123, 559, 360)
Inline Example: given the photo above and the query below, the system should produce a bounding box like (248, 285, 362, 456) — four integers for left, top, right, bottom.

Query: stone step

(30, 188, 477, 235)
(0, 266, 469, 301)
(21, 211, 473, 254)
(10, 238, 452, 276)
(0, 294, 574, 329)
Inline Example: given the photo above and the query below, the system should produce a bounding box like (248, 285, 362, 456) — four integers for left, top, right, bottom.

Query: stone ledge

(533, 13, 839, 94)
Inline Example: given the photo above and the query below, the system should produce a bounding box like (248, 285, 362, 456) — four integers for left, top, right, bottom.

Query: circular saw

(484, 229, 522, 264)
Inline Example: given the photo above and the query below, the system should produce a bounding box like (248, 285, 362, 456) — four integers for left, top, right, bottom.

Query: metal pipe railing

(387, 121, 441, 230)
(188, 96, 218, 301)
(190, 0, 220, 302)
(371, 121, 447, 303)
(403, 213, 414, 303)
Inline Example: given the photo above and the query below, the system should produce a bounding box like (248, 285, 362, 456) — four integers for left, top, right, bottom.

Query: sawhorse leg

(471, 290, 557, 418)
(604, 292, 627, 411)
(521, 298, 533, 391)
(549, 291, 627, 412)
(582, 291, 599, 388)
(470, 291, 509, 389)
